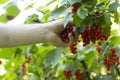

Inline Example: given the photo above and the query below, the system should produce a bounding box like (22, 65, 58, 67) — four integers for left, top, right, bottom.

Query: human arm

(0, 19, 78, 48)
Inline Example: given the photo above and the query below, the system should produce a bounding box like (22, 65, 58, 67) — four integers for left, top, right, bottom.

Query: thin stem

(81, 60, 91, 80)
(22, 0, 45, 14)
(115, 65, 120, 76)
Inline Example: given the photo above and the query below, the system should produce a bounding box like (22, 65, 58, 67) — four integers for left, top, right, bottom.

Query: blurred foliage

(0, 0, 120, 80)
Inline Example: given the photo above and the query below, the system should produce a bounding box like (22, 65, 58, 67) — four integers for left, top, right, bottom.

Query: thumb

(66, 33, 75, 46)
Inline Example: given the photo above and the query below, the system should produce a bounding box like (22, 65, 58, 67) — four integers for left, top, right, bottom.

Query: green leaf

(84, 51, 97, 68)
(78, 15, 95, 33)
(96, 2, 105, 7)
(45, 48, 63, 68)
(60, 0, 69, 6)
(83, 0, 97, 11)
(6, 4, 20, 17)
(109, 36, 120, 45)
(73, 14, 82, 27)
(100, 75, 116, 80)
(0, 0, 8, 4)
(0, 14, 9, 23)
(77, 7, 88, 19)
(27, 74, 38, 80)
(69, 0, 81, 5)
(27, 45, 38, 54)
(109, 1, 120, 11)
(64, 13, 73, 27)
(0, 48, 17, 59)
(114, 10, 120, 24)
(98, 13, 112, 35)
(49, 6, 71, 20)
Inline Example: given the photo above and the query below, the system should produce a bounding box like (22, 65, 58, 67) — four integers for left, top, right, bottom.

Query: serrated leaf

(78, 15, 94, 33)
(77, 7, 88, 19)
(98, 13, 112, 35)
(109, 36, 120, 45)
(0, 48, 17, 59)
(6, 4, 20, 17)
(49, 7, 71, 20)
(45, 48, 63, 68)
(0, 0, 8, 4)
(64, 13, 73, 27)
(73, 14, 82, 27)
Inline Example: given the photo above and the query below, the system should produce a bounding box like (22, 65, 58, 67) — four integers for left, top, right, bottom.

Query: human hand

(46, 19, 79, 47)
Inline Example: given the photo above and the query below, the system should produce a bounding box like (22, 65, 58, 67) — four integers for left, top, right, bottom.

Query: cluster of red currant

(60, 24, 74, 43)
(74, 69, 86, 80)
(104, 48, 117, 70)
(81, 22, 109, 46)
(64, 69, 72, 80)
(70, 40, 80, 54)
(21, 55, 32, 76)
(64, 69, 85, 80)
(72, 4, 78, 13)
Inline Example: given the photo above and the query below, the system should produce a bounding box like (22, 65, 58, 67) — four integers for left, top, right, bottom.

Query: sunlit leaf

(6, 4, 20, 17)
(0, 0, 8, 4)
(109, 36, 120, 45)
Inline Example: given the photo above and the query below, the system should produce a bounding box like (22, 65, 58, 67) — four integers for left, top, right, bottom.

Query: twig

(81, 60, 91, 80)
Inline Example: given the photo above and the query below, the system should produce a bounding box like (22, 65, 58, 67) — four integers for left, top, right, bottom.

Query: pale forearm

(0, 23, 49, 47)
